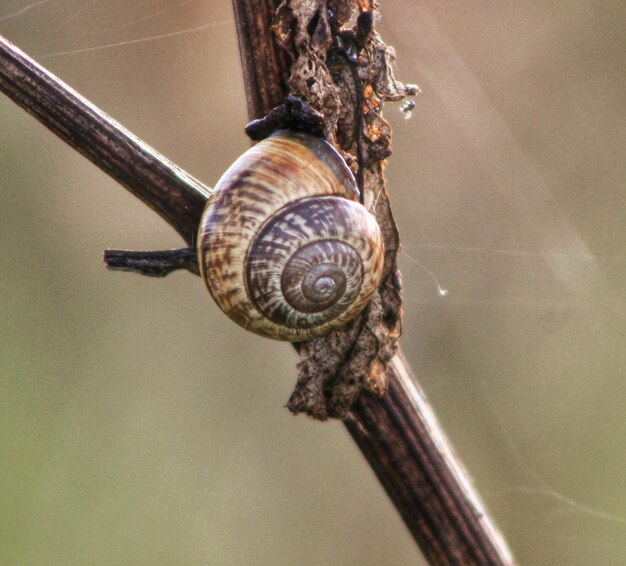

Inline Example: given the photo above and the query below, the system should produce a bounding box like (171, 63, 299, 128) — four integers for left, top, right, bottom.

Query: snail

(197, 130, 384, 342)
(104, 129, 385, 342)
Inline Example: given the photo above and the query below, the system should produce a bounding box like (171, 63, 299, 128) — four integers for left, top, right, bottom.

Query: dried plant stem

(232, 2, 513, 564)
(0, 7, 514, 564)
(0, 35, 209, 245)
(347, 352, 513, 564)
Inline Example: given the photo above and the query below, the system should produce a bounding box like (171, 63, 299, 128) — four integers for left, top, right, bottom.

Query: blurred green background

(1, 1, 625, 564)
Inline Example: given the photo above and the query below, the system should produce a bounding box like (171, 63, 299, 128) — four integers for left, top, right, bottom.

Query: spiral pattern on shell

(198, 130, 384, 341)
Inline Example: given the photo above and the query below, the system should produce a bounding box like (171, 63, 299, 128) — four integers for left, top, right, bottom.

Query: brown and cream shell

(198, 130, 384, 341)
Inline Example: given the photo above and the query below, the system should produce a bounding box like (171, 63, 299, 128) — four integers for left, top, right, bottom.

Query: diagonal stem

(231, 2, 514, 564)
(0, 35, 210, 246)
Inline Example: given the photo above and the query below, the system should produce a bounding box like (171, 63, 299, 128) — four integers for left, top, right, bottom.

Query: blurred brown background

(1, 1, 624, 564)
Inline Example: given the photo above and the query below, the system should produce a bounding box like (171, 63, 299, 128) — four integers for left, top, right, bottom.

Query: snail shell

(198, 130, 384, 341)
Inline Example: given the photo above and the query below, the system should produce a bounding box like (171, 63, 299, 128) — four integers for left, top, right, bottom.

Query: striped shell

(198, 130, 384, 341)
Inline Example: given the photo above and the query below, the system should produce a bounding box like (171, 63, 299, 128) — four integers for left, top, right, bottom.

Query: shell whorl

(198, 130, 384, 341)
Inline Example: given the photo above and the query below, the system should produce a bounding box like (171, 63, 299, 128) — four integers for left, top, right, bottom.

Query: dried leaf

(273, 1, 415, 419)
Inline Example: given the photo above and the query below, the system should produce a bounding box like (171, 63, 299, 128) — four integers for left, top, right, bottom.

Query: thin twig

(0, 35, 209, 245)
(104, 248, 199, 277)
(0, 11, 515, 565)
